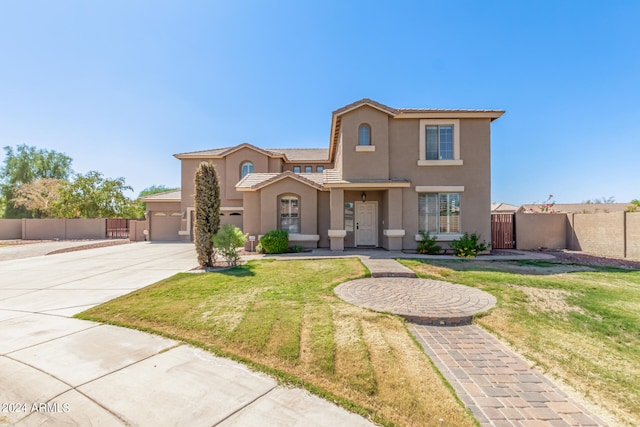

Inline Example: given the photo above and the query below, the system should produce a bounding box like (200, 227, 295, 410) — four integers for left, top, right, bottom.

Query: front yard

(77, 258, 475, 427)
(78, 257, 640, 426)
(400, 259, 640, 426)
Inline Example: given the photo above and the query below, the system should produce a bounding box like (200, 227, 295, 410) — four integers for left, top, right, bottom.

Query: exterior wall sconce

(361, 192, 367, 202)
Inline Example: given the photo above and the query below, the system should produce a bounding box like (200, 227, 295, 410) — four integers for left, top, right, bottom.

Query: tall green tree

(11, 178, 64, 218)
(54, 171, 134, 218)
(0, 145, 73, 218)
(194, 161, 220, 268)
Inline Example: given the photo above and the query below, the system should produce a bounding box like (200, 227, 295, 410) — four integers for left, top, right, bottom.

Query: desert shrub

(259, 229, 289, 254)
(212, 224, 248, 266)
(450, 232, 489, 258)
(289, 244, 304, 253)
(416, 231, 442, 254)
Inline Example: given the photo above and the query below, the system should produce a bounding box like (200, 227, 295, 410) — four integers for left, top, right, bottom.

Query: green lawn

(400, 259, 640, 426)
(77, 258, 476, 427)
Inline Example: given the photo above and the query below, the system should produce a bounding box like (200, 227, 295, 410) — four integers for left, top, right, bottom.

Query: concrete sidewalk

(0, 242, 375, 427)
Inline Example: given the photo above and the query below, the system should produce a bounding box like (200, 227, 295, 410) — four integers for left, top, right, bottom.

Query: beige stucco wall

(21, 219, 107, 240)
(129, 219, 148, 241)
(22, 219, 67, 240)
(626, 212, 640, 260)
(571, 212, 626, 258)
(317, 191, 330, 248)
(339, 106, 390, 181)
(515, 213, 567, 250)
(387, 118, 492, 249)
(0, 219, 22, 239)
(258, 179, 319, 235)
(65, 219, 107, 240)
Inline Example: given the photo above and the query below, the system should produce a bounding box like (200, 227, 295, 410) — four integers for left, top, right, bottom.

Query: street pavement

(0, 242, 375, 426)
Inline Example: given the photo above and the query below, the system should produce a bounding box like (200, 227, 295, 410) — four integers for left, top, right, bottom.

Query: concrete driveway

(0, 242, 374, 426)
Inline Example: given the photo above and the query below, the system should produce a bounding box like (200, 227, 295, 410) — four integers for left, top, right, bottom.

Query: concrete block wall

(515, 211, 639, 261)
(515, 213, 567, 250)
(0, 219, 22, 239)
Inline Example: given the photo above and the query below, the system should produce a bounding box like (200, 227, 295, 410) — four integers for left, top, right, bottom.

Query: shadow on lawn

(404, 258, 639, 276)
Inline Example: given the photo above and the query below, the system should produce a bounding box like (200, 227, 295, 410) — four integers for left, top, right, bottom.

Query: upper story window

(418, 119, 462, 166)
(304, 166, 313, 173)
(316, 166, 324, 173)
(358, 124, 371, 146)
(426, 125, 453, 160)
(280, 195, 300, 233)
(293, 166, 301, 173)
(241, 161, 254, 178)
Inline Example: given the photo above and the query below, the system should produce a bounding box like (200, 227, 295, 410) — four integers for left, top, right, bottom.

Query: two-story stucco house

(141, 99, 504, 251)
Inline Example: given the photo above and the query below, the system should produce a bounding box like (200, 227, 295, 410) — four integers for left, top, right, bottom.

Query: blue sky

(1, 1, 638, 206)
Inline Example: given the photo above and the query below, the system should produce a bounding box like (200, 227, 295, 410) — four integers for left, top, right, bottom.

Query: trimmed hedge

(259, 229, 289, 254)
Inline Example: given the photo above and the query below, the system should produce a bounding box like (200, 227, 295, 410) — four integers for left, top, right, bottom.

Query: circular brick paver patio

(334, 278, 496, 326)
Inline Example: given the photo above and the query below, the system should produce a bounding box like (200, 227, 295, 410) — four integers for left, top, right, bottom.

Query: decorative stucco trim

(328, 229, 347, 238)
(325, 181, 411, 189)
(355, 145, 376, 152)
(417, 160, 464, 167)
(289, 234, 320, 242)
(383, 229, 406, 237)
(415, 186, 465, 193)
(220, 207, 244, 211)
(415, 233, 464, 241)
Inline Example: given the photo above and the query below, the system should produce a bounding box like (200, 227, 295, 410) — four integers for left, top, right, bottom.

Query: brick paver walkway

(333, 256, 609, 426)
(411, 325, 607, 426)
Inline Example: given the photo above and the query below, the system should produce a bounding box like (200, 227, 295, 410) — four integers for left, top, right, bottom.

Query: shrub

(259, 229, 289, 254)
(416, 231, 442, 254)
(212, 224, 248, 266)
(450, 232, 490, 258)
(289, 244, 304, 253)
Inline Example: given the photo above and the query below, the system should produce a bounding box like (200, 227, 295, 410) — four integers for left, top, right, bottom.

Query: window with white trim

(358, 124, 371, 146)
(418, 119, 461, 166)
(241, 161, 254, 178)
(280, 196, 300, 233)
(418, 193, 460, 234)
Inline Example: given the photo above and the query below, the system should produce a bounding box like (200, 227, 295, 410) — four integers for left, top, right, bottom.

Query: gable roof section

(174, 143, 284, 160)
(268, 148, 329, 162)
(329, 98, 504, 163)
(139, 189, 181, 202)
(175, 144, 330, 163)
(236, 171, 324, 191)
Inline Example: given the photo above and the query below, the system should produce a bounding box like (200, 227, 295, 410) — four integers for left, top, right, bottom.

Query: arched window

(241, 161, 254, 178)
(358, 124, 371, 146)
(279, 195, 300, 233)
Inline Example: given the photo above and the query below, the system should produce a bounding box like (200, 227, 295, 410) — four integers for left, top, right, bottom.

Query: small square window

(304, 166, 312, 173)
(293, 166, 301, 173)
(317, 166, 324, 173)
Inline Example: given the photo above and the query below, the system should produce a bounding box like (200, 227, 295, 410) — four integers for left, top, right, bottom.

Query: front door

(355, 201, 377, 246)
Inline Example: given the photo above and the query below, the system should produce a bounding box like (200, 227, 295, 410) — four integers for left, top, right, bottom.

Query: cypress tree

(194, 161, 220, 267)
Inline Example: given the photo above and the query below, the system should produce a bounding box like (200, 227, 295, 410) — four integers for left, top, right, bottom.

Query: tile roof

(175, 145, 329, 162)
(268, 148, 329, 161)
(236, 171, 325, 190)
(139, 190, 181, 202)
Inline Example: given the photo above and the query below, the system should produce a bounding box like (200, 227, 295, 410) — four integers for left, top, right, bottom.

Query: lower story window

(418, 193, 460, 233)
(280, 196, 300, 233)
